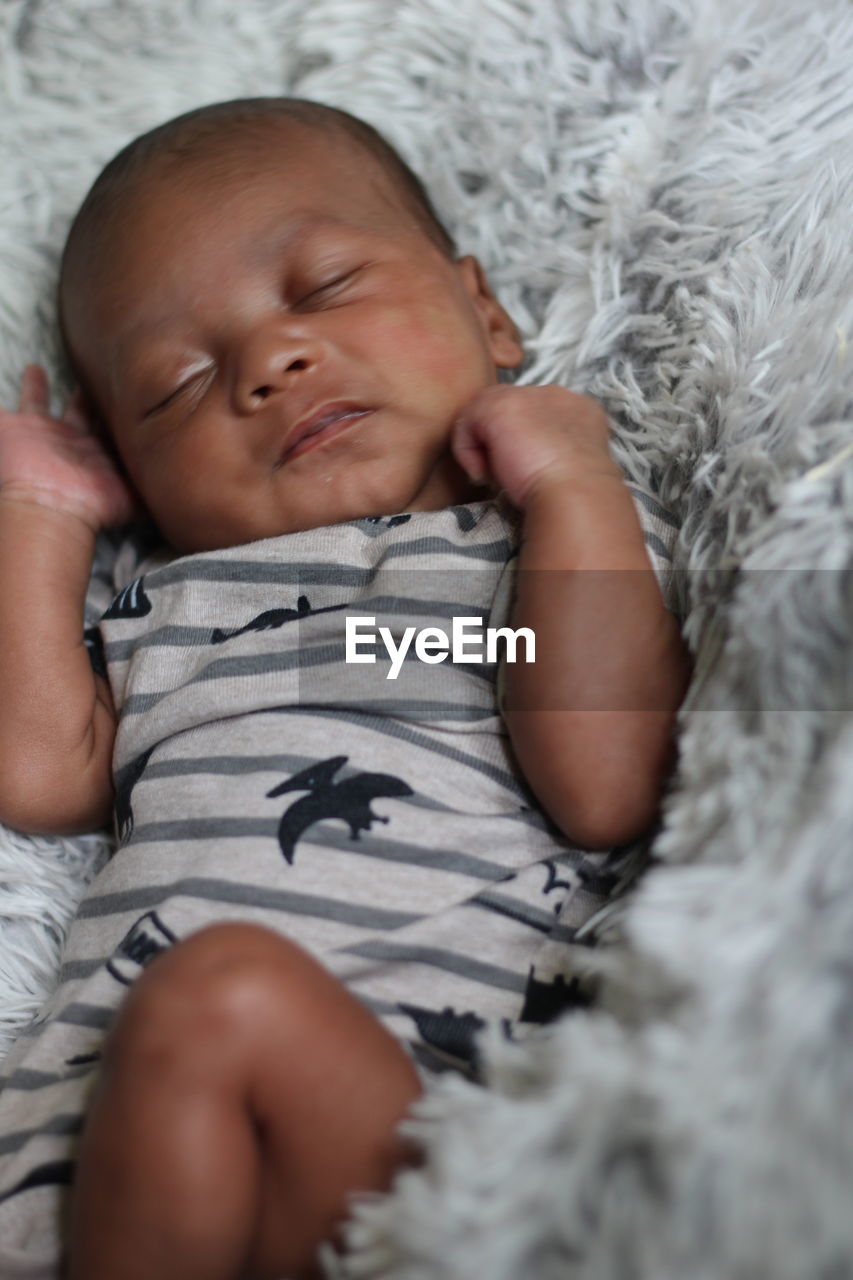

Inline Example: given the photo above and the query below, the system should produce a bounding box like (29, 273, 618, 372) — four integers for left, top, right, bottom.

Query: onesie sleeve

(83, 532, 124, 678)
(83, 524, 167, 676)
(623, 481, 680, 614)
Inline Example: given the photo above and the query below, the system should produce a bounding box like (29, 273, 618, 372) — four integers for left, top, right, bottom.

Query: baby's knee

(104, 922, 322, 1074)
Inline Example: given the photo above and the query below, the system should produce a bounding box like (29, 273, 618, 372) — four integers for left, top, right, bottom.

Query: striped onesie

(0, 491, 677, 1276)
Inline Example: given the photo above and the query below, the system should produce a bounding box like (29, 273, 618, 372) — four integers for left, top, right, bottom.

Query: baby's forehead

(72, 120, 399, 274)
(66, 135, 405, 319)
(109, 144, 411, 290)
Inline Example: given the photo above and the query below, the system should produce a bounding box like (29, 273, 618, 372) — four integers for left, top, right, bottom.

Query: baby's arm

(453, 385, 691, 849)
(0, 366, 135, 833)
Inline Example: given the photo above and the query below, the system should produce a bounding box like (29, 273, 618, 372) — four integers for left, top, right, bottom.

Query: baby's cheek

(378, 301, 477, 374)
(132, 438, 200, 523)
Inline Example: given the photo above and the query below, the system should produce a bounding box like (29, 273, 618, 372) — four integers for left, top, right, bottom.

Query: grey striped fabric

(0, 491, 677, 1277)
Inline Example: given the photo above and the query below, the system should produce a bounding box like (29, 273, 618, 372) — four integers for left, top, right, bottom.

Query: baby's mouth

(276, 404, 373, 467)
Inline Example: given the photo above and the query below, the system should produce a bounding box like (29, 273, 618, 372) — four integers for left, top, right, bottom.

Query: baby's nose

(235, 324, 324, 410)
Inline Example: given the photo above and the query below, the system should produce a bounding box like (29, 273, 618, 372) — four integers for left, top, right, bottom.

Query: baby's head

(58, 98, 522, 552)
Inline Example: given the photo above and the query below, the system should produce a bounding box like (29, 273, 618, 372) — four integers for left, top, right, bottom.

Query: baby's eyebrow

(243, 212, 355, 269)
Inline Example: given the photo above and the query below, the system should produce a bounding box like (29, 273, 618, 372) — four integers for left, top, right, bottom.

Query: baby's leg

(66, 922, 422, 1280)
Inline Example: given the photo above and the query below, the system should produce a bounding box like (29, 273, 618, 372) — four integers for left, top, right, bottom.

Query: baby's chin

(155, 466, 486, 553)
(158, 504, 412, 554)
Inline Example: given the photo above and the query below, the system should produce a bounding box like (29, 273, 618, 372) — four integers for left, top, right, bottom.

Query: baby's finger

(451, 434, 489, 485)
(451, 418, 493, 488)
(17, 364, 50, 416)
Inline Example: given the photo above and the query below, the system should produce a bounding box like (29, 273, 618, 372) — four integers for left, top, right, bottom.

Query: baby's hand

(452, 385, 621, 510)
(0, 364, 137, 531)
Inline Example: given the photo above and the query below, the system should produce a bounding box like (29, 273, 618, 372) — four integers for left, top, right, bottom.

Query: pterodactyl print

(266, 754, 413, 864)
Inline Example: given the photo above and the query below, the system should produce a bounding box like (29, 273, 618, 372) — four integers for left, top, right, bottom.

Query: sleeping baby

(0, 98, 690, 1280)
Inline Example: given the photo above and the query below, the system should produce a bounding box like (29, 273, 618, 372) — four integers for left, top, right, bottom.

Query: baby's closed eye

(142, 366, 214, 419)
(293, 264, 370, 310)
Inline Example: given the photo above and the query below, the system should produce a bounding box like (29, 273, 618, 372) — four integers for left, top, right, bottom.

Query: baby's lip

(276, 402, 373, 467)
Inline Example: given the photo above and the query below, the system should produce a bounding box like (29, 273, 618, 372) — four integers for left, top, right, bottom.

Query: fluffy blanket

(2, 0, 853, 1275)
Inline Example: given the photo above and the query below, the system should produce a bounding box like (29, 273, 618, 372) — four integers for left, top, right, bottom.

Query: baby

(0, 99, 690, 1280)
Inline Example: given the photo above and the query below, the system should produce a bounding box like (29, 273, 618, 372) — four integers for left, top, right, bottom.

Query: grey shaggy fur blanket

(2, 1, 853, 1276)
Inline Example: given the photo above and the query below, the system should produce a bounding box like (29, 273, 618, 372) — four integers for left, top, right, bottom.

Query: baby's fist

(452, 385, 619, 510)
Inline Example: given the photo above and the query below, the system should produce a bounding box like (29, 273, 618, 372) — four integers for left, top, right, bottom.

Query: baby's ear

(456, 255, 524, 371)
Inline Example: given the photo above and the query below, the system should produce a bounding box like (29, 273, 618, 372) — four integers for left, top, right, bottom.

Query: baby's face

(65, 125, 522, 552)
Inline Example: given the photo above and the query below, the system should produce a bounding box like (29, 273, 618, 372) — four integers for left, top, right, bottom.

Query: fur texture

(2, 0, 853, 1274)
